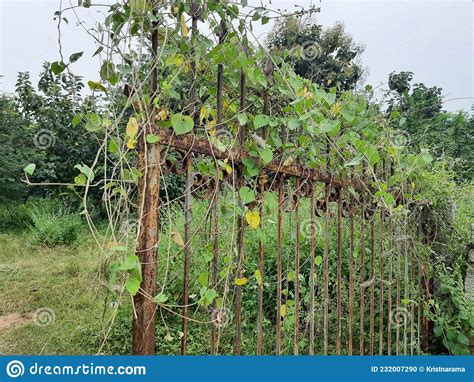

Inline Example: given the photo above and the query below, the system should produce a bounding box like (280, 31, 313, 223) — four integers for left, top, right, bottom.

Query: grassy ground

(0, 232, 106, 354)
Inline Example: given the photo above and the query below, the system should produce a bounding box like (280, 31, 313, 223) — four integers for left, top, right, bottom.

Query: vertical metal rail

(181, 156, 193, 354)
(309, 182, 317, 355)
(359, 194, 366, 355)
(336, 187, 343, 354)
(132, 12, 160, 355)
(348, 195, 355, 355)
(276, 177, 284, 355)
(294, 178, 301, 355)
(403, 219, 409, 355)
(387, 217, 393, 355)
(234, 42, 245, 356)
(323, 184, 330, 355)
(378, 208, 385, 355)
(257, 179, 265, 355)
(210, 181, 219, 355)
(410, 240, 415, 355)
(396, 221, 401, 355)
(369, 210, 375, 355)
(211, 20, 226, 355)
(181, 3, 198, 354)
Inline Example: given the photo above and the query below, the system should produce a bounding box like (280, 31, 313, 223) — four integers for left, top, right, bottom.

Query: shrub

(0, 202, 32, 231)
(25, 198, 83, 246)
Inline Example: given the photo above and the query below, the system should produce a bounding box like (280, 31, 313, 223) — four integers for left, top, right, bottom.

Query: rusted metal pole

(294, 178, 301, 355)
(309, 183, 317, 355)
(323, 184, 330, 355)
(181, 4, 198, 354)
(336, 187, 343, 355)
(132, 14, 160, 355)
(235, 32, 246, 356)
(378, 208, 385, 355)
(369, 212, 375, 355)
(210, 183, 219, 354)
(359, 194, 366, 355)
(348, 196, 355, 355)
(387, 218, 393, 355)
(180, 157, 193, 354)
(276, 178, 284, 355)
(257, 179, 265, 355)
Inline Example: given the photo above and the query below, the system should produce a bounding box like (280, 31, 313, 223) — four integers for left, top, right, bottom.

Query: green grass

(0, 232, 106, 354)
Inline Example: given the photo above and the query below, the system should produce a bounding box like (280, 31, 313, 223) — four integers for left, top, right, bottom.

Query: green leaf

(321, 119, 341, 136)
(457, 333, 470, 346)
(237, 113, 248, 126)
(242, 158, 259, 176)
(87, 81, 107, 93)
(254, 114, 269, 129)
(23, 163, 36, 175)
(434, 326, 443, 337)
(118, 254, 139, 271)
(288, 118, 300, 131)
(51, 61, 66, 75)
(154, 293, 168, 304)
(125, 276, 141, 296)
(171, 114, 194, 135)
(85, 113, 102, 132)
(69, 51, 83, 63)
(315, 255, 323, 267)
(345, 156, 363, 167)
(239, 186, 255, 204)
(72, 113, 83, 127)
(260, 147, 273, 164)
(146, 134, 159, 144)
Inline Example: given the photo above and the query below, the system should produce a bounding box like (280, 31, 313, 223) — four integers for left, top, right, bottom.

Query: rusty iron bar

(323, 183, 330, 355)
(378, 208, 385, 355)
(387, 217, 394, 355)
(396, 221, 401, 355)
(309, 183, 317, 355)
(276, 178, 284, 355)
(180, 157, 193, 354)
(294, 178, 301, 355)
(180, 3, 198, 353)
(336, 187, 343, 354)
(132, 18, 160, 355)
(210, 182, 220, 355)
(257, 179, 265, 355)
(348, 195, 355, 355)
(235, 35, 246, 356)
(403, 219, 409, 355)
(369, 212, 375, 355)
(359, 194, 366, 355)
(157, 129, 366, 192)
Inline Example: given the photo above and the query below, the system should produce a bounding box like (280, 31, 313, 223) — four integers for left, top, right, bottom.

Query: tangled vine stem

(38, 0, 440, 355)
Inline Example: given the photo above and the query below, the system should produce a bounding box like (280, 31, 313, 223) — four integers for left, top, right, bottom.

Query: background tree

(387, 71, 473, 181)
(267, 17, 365, 91)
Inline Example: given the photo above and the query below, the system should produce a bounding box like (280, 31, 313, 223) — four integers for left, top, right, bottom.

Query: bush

(25, 198, 83, 246)
(0, 202, 32, 231)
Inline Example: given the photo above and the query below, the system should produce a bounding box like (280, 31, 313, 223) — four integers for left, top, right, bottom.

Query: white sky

(0, 0, 473, 112)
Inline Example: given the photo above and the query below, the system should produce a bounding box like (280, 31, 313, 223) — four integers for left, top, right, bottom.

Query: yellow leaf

(170, 231, 184, 247)
(157, 109, 169, 121)
(255, 269, 263, 285)
(224, 163, 232, 174)
(280, 304, 287, 318)
(181, 14, 189, 37)
(245, 210, 260, 229)
(126, 117, 139, 138)
(127, 138, 137, 149)
(200, 106, 207, 122)
(235, 277, 248, 286)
